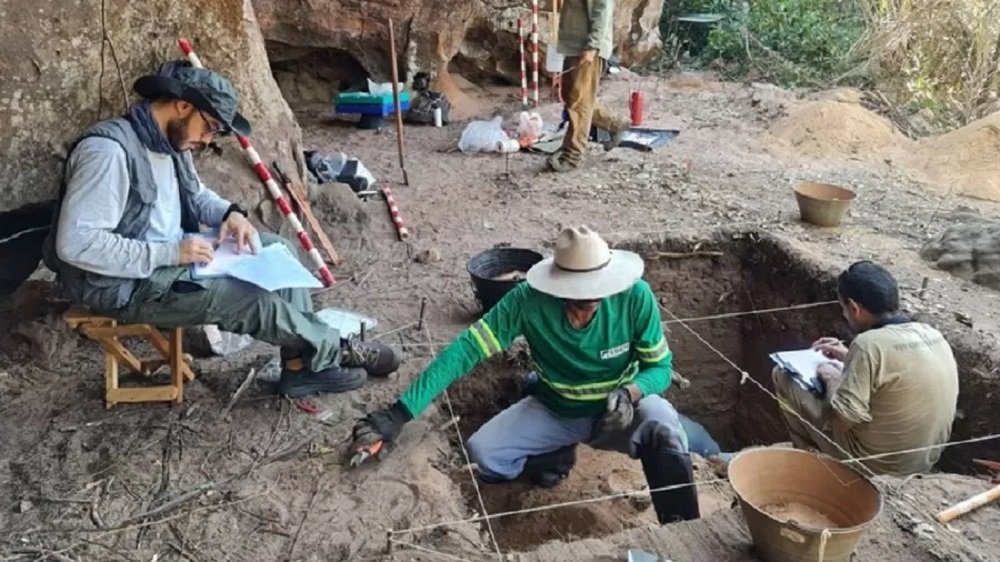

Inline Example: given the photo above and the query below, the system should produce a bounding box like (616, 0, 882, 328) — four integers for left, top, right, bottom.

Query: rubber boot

(637, 424, 700, 523)
(522, 444, 578, 488)
(519, 371, 540, 397)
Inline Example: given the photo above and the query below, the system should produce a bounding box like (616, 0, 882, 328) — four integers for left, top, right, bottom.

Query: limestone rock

(415, 248, 441, 264)
(252, 0, 663, 99)
(0, 0, 367, 223)
(921, 218, 1000, 291)
(0, 0, 370, 292)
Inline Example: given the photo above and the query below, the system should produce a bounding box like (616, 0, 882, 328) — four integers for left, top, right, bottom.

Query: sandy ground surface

(2, 70, 1000, 561)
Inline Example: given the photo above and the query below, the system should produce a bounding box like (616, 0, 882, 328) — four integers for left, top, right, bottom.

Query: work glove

(592, 388, 636, 443)
(351, 401, 413, 447)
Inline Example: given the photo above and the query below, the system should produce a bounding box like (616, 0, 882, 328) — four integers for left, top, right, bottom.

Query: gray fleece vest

(43, 117, 201, 312)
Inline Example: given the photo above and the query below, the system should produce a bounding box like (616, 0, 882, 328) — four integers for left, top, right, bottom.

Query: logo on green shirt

(600, 342, 630, 360)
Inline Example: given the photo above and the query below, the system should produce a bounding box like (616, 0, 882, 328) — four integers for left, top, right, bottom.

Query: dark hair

(837, 261, 899, 314)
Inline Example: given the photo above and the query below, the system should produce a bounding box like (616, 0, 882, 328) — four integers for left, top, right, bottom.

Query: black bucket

(467, 248, 544, 314)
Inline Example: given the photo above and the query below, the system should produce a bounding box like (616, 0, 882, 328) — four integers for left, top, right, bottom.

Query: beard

(166, 113, 204, 152)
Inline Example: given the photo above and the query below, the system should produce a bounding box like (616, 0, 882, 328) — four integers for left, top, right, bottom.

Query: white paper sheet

(189, 232, 262, 279)
(315, 308, 377, 339)
(769, 348, 842, 395)
(188, 233, 321, 292)
(223, 244, 323, 291)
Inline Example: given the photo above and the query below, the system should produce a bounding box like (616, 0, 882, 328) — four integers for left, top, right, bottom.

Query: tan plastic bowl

(729, 447, 883, 562)
(794, 182, 857, 227)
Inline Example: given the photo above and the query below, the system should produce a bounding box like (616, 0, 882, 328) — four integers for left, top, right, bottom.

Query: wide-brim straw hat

(526, 226, 644, 300)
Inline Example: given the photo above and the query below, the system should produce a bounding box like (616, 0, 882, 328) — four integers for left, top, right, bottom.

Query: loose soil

(2, 70, 1000, 561)
(761, 502, 839, 529)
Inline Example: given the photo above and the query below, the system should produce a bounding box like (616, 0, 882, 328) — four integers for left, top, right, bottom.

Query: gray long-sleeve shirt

(55, 137, 231, 279)
(558, 0, 615, 60)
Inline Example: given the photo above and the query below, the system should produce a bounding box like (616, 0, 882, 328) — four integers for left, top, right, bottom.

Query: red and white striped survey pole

(531, 0, 539, 107)
(381, 185, 410, 241)
(518, 19, 528, 107)
(176, 38, 336, 287)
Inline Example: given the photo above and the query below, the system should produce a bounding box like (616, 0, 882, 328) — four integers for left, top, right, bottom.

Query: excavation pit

(442, 231, 1000, 553)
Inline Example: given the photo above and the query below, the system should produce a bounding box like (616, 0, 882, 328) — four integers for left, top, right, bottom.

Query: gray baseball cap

(133, 63, 252, 136)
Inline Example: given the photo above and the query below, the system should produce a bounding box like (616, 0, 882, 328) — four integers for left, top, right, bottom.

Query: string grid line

(423, 324, 503, 559)
(656, 302, 990, 559)
(383, 299, 996, 560)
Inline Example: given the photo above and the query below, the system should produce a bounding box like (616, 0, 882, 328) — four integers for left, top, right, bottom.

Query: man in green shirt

(352, 226, 707, 523)
(547, 0, 631, 173)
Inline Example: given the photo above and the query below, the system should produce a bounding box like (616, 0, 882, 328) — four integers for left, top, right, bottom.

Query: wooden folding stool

(63, 306, 196, 408)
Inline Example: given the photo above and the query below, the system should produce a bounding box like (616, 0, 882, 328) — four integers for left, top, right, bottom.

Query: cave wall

(251, 0, 664, 87)
(0, 0, 305, 214)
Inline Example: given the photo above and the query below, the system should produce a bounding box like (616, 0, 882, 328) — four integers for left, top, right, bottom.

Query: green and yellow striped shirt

(400, 279, 673, 419)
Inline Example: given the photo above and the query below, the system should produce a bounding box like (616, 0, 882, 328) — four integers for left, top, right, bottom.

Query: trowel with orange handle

(349, 440, 384, 468)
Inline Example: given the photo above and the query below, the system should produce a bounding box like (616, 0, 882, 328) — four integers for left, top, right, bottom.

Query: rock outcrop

(921, 216, 1000, 291)
(0, 0, 368, 295)
(0, 0, 305, 213)
(253, 0, 663, 99)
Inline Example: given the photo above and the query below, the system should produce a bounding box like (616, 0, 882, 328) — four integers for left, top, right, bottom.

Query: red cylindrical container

(630, 90, 644, 126)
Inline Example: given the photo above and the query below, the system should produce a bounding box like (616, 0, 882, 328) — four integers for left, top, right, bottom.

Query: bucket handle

(817, 528, 831, 561)
(781, 526, 832, 561)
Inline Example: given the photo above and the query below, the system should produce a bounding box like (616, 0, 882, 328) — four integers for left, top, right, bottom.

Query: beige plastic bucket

(728, 448, 882, 562)
(793, 182, 857, 227)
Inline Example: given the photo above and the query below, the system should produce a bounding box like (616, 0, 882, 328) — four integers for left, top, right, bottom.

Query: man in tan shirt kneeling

(773, 261, 959, 475)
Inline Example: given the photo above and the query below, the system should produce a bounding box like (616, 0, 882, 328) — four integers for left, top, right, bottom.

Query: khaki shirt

(557, 0, 615, 60)
(830, 322, 959, 475)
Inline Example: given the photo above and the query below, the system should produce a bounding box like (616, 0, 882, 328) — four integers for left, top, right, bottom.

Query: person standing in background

(547, 0, 632, 173)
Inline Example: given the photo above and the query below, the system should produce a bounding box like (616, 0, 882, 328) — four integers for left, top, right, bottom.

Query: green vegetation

(665, 0, 864, 86)
(658, 0, 1000, 129)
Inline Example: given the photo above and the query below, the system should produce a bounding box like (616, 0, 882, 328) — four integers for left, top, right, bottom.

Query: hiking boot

(546, 152, 580, 173)
(341, 338, 401, 377)
(278, 365, 367, 397)
(602, 118, 632, 152)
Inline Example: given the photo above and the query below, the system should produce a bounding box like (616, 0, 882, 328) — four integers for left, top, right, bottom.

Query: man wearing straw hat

(354, 226, 717, 524)
(43, 62, 399, 398)
(546, 0, 632, 173)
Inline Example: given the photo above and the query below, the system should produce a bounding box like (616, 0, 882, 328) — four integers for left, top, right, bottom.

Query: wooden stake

(417, 296, 428, 330)
(388, 19, 409, 186)
(221, 367, 257, 421)
(272, 162, 343, 266)
(170, 327, 184, 404)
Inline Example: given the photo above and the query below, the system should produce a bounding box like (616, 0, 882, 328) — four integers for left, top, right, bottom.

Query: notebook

(769, 348, 842, 397)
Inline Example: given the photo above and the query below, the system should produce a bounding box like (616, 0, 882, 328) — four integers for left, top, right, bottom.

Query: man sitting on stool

(773, 261, 959, 475)
(43, 63, 400, 398)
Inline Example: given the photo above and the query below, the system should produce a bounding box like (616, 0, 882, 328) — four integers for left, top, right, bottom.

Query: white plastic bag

(517, 111, 544, 138)
(458, 116, 508, 153)
(202, 324, 254, 356)
(545, 44, 565, 73)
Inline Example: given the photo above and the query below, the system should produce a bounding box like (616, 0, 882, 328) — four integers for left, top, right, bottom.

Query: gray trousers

(116, 233, 342, 371)
(772, 366, 857, 459)
(467, 394, 692, 480)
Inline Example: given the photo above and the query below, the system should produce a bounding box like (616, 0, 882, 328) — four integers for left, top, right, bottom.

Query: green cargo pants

(116, 233, 342, 372)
